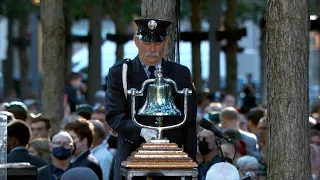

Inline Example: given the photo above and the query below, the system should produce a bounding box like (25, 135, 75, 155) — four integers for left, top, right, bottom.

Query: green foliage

(181, 0, 267, 24)
(180, 0, 208, 20)
(180, 0, 191, 18)
(235, 0, 267, 23)
(0, 0, 38, 17)
(64, 0, 91, 20)
(104, 0, 141, 24)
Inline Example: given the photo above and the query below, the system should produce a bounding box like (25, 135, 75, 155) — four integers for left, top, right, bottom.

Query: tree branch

(105, 0, 117, 21)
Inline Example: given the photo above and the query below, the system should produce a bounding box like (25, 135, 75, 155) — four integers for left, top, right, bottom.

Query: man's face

(223, 95, 236, 107)
(50, 134, 73, 154)
(31, 121, 50, 139)
(134, 35, 168, 66)
(221, 119, 238, 129)
(28, 105, 37, 115)
(311, 135, 320, 147)
(72, 78, 82, 89)
(91, 112, 111, 132)
(198, 129, 215, 149)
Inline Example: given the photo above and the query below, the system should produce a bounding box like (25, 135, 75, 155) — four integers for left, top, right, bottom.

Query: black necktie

(148, 66, 156, 78)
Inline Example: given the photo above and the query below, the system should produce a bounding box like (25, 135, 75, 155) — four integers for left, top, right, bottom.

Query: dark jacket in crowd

(7, 148, 47, 168)
(72, 150, 103, 180)
(37, 163, 73, 180)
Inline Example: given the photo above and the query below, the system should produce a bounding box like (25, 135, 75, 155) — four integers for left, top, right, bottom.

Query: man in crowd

(310, 129, 320, 147)
(247, 107, 266, 136)
(4, 101, 28, 121)
(30, 114, 52, 140)
(62, 118, 103, 180)
(197, 129, 221, 179)
(37, 131, 75, 179)
(7, 120, 47, 168)
(90, 120, 113, 180)
(220, 107, 259, 158)
(65, 72, 83, 113)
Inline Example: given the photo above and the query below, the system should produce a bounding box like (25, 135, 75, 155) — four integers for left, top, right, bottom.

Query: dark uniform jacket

(7, 148, 48, 168)
(72, 150, 103, 180)
(37, 163, 73, 180)
(105, 56, 197, 180)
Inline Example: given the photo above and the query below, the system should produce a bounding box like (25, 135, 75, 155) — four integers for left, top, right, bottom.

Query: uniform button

(155, 121, 159, 126)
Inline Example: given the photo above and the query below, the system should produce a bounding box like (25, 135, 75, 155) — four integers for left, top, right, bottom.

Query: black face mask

(198, 138, 211, 155)
(52, 146, 72, 160)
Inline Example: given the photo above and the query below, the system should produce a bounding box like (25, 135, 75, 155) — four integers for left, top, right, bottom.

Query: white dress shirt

(91, 143, 113, 180)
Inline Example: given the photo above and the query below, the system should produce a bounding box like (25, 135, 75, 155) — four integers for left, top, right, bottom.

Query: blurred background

(0, 0, 319, 108)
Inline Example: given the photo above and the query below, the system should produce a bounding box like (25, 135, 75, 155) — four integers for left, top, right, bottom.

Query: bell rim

(137, 112, 182, 116)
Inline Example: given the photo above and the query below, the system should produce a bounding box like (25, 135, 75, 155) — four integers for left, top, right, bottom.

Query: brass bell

(137, 66, 181, 116)
(138, 83, 182, 116)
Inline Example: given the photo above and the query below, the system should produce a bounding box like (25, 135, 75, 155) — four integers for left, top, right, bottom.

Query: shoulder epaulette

(112, 58, 132, 68)
(166, 59, 179, 64)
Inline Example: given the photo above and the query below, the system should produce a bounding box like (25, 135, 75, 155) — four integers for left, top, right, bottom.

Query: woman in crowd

(28, 138, 51, 163)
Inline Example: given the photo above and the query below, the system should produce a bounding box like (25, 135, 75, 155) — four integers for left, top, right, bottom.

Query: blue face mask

(52, 146, 72, 160)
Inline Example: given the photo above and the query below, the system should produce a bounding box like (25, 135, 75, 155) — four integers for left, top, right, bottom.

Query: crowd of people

(196, 91, 320, 180)
(2, 79, 320, 180)
(1, 98, 116, 180)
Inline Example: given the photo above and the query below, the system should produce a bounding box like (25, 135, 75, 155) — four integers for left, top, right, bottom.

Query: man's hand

(140, 128, 157, 142)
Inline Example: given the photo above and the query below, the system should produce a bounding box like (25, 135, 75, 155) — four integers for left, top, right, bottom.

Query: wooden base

(121, 142, 198, 169)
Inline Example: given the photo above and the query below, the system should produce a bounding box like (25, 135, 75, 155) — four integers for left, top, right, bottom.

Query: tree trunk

(208, 0, 221, 94)
(63, 1, 72, 80)
(260, 18, 267, 106)
(266, 0, 310, 179)
(141, 0, 178, 60)
(3, 17, 14, 98)
(190, 0, 202, 91)
(88, 3, 103, 104)
(225, 0, 238, 98)
(18, 15, 30, 98)
(40, 0, 65, 135)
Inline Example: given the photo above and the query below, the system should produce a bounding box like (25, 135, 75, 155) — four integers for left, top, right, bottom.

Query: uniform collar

(71, 150, 90, 164)
(10, 146, 27, 153)
(139, 58, 162, 70)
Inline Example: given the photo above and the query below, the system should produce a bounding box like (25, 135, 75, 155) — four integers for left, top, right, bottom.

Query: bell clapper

(155, 116, 164, 140)
(156, 116, 163, 127)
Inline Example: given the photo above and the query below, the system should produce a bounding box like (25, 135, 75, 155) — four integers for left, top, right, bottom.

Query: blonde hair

(29, 138, 51, 163)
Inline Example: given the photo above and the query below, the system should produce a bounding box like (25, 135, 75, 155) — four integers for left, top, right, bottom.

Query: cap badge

(148, 20, 157, 30)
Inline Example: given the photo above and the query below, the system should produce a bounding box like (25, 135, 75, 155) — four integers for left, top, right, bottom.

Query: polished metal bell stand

(121, 66, 198, 179)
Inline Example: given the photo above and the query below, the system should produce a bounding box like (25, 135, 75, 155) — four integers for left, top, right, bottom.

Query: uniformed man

(105, 18, 197, 180)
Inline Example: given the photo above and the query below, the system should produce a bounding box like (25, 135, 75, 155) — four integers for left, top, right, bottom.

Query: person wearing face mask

(37, 131, 75, 180)
(197, 129, 223, 180)
(62, 118, 103, 180)
(64, 72, 83, 113)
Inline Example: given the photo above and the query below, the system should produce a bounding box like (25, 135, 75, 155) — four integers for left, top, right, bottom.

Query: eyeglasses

(51, 141, 73, 149)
